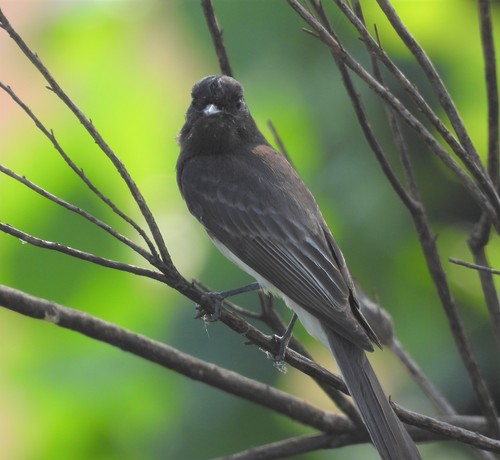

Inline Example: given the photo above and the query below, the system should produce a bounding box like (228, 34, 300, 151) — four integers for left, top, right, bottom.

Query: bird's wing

(179, 146, 373, 349)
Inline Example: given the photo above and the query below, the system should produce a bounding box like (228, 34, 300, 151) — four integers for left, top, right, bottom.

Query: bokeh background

(1, 1, 499, 459)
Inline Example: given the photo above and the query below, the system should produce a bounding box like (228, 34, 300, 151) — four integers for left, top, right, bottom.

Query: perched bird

(177, 75, 421, 460)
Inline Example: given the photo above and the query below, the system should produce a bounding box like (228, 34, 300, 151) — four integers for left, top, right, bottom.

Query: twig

(464, 0, 500, 357)
(391, 339, 455, 415)
(478, 0, 499, 188)
(310, 0, 452, 413)
(469, 220, 500, 358)
(0, 82, 160, 261)
(393, 403, 500, 453)
(450, 257, 500, 276)
(306, 6, 460, 422)
(217, 433, 363, 460)
(310, 1, 419, 215)
(375, 0, 493, 200)
(0, 215, 346, 395)
(266, 121, 292, 163)
(414, 209, 500, 437)
(286, 0, 499, 228)
(200, 0, 233, 77)
(0, 10, 173, 269)
(163, 278, 352, 394)
(0, 222, 165, 282)
(307, 0, 485, 439)
(355, 287, 458, 415)
(310, 1, 474, 442)
(350, 1, 422, 202)
(334, 0, 488, 192)
(0, 163, 155, 264)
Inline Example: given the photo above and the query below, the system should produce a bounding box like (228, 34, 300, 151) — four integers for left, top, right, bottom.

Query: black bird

(177, 75, 421, 460)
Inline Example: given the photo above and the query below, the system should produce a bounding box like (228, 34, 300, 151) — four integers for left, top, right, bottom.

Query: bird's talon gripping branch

(272, 313, 298, 362)
(271, 334, 288, 363)
(196, 292, 225, 321)
(195, 282, 261, 322)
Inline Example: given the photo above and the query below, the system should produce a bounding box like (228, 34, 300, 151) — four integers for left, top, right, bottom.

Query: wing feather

(179, 147, 373, 347)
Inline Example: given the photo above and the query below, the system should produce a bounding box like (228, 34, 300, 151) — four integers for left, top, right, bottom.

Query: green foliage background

(1, 1, 499, 459)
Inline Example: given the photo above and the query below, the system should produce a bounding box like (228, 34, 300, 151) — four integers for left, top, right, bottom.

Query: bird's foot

(271, 331, 293, 363)
(195, 291, 225, 322)
(270, 313, 298, 363)
(195, 282, 261, 322)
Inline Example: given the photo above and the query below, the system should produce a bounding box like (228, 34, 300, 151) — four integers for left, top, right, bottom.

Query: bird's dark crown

(191, 75, 243, 111)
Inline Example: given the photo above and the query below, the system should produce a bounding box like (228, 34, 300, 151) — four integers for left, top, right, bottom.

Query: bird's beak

(203, 104, 221, 116)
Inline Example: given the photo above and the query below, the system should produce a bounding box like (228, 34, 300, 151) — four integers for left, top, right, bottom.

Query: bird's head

(179, 75, 264, 154)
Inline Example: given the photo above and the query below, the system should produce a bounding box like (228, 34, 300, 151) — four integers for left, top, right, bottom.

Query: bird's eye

(235, 98, 244, 110)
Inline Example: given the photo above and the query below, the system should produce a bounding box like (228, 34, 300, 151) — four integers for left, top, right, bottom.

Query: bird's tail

(326, 329, 421, 460)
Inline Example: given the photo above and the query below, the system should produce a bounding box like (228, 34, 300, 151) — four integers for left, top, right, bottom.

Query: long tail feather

(327, 329, 421, 460)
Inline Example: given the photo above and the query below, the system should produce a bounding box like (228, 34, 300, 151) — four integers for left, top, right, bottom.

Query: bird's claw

(271, 333, 290, 363)
(270, 313, 297, 362)
(195, 292, 224, 322)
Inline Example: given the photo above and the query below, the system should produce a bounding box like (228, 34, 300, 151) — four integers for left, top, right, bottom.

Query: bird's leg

(197, 282, 260, 321)
(273, 313, 298, 362)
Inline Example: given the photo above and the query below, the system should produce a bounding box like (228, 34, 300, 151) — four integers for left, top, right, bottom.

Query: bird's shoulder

(179, 143, 319, 218)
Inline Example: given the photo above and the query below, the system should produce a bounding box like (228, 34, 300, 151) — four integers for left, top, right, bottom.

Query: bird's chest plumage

(179, 150, 295, 223)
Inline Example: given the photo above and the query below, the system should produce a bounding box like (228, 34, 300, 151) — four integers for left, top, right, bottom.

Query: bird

(176, 74, 421, 460)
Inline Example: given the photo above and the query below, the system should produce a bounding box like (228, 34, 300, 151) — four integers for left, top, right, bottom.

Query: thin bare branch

(350, 0, 461, 419)
(350, 0, 500, 221)
(360, 247, 496, 456)
(450, 257, 500, 276)
(393, 403, 500, 453)
(267, 121, 292, 164)
(0, 81, 160, 261)
(168, 279, 351, 394)
(309, 1, 419, 214)
(286, 0, 500, 228)
(354, 2, 422, 203)
(192, 278, 262, 319)
(334, 0, 483, 192)
(375, 0, 482, 171)
(414, 211, 500, 436)
(392, 338, 497, 458)
(478, 0, 499, 188)
(0, 222, 165, 282)
(467, 0, 500, 358)
(0, 10, 173, 268)
(217, 433, 363, 459)
(375, 0, 500, 226)
(0, 163, 154, 264)
(0, 218, 348, 395)
(391, 339, 455, 415)
(469, 221, 500, 366)
(356, 289, 460, 418)
(200, 0, 233, 77)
